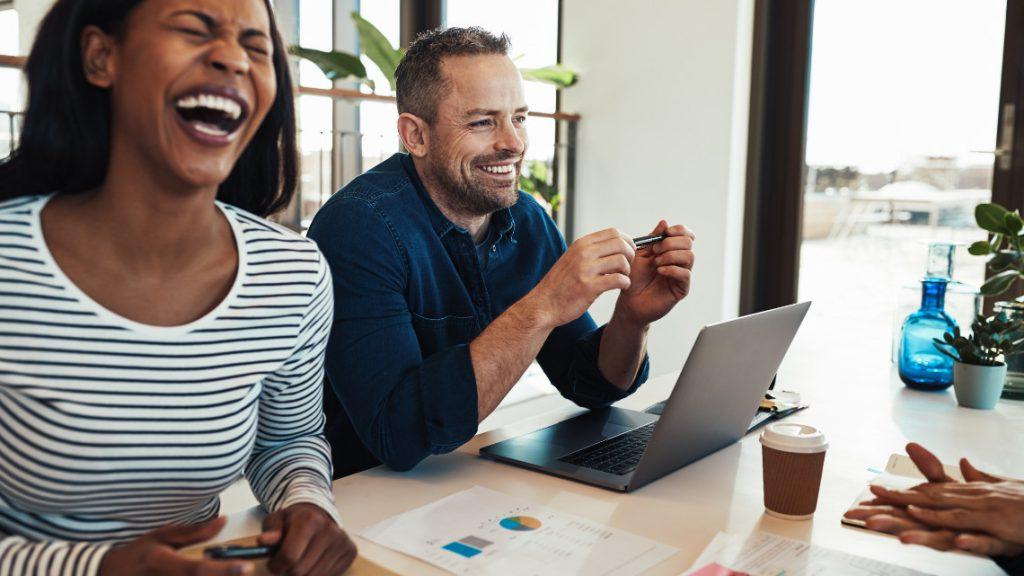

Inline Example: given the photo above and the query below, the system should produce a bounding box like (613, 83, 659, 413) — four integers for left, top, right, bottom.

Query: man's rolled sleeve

(537, 314, 650, 409)
(418, 343, 479, 452)
(566, 324, 649, 405)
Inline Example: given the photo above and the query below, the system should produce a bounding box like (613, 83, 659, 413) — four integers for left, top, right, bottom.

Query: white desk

(217, 337, 1024, 575)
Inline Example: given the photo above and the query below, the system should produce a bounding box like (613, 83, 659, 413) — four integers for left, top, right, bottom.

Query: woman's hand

(257, 502, 357, 576)
(867, 480, 1024, 554)
(100, 516, 252, 576)
(843, 443, 1024, 558)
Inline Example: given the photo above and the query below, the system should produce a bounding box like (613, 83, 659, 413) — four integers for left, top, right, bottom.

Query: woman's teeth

(175, 94, 242, 120)
(481, 164, 515, 174)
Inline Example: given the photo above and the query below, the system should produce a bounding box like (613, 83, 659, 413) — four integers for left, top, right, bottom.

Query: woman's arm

(244, 254, 339, 522)
(0, 534, 111, 576)
(1, 518, 249, 576)
(243, 253, 356, 574)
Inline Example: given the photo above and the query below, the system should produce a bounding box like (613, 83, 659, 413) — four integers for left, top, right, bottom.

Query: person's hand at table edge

(100, 516, 252, 576)
(844, 442, 1024, 560)
(258, 502, 357, 576)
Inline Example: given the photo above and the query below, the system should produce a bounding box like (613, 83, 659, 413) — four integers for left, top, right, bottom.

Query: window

(0, 8, 20, 158)
(799, 0, 1006, 355)
(296, 0, 333, 229)
(358, 0, 400, 173)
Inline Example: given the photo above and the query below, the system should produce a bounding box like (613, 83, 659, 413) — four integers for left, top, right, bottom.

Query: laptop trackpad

(519, 407, 658, 454)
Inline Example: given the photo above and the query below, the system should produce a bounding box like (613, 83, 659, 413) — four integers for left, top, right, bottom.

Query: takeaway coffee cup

(759, 422, 828, 520)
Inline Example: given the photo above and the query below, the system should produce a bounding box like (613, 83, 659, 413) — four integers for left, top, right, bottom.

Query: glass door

(797, 0, 1007, 361)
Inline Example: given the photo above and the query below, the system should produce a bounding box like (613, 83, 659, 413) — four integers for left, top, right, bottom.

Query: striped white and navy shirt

(0, 195, 339, 575)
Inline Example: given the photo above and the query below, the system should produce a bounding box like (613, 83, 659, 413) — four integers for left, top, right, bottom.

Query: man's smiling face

(421, 54, 530, 216)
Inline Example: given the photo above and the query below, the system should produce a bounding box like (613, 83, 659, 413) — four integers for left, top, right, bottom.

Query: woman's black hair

(0, 0, 297, 217)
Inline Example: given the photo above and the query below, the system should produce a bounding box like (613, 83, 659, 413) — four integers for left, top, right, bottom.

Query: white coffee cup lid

(759, 422, 828, 454)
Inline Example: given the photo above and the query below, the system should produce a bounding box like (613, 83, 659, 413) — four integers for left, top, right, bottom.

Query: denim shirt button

(490, 244, 497, 253)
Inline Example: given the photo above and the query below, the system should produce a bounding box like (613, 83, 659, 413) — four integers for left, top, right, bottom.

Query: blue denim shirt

(308, 153, 649, 476)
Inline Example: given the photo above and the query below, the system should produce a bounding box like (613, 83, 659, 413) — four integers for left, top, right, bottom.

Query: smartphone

(204, 544, 279, 560)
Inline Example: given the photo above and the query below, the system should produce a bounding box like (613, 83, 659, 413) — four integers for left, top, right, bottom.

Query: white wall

(560, 0, 755, 377)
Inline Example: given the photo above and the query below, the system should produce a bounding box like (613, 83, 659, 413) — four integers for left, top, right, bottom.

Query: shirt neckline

(30, 193, 247, 336)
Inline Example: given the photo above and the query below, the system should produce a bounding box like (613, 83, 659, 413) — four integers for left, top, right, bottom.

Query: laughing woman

(0, 1, 355, 575)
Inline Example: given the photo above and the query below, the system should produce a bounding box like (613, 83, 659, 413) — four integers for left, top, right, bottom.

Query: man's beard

(424, 149, 520, 216)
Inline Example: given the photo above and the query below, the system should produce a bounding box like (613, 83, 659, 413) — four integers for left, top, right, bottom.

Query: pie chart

(499, 516, 542, 531)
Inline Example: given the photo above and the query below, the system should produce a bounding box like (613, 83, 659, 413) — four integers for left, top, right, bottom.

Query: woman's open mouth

(172, 86, 250, 145)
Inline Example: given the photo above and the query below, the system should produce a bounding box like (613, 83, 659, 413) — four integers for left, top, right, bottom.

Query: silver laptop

(479, 302, 811, 492)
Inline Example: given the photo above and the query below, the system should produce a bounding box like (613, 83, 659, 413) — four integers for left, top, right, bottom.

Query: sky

(805, 0, 1007, 172)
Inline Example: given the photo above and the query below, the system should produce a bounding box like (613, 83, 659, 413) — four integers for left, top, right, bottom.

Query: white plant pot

(953, 362, 1007, 410)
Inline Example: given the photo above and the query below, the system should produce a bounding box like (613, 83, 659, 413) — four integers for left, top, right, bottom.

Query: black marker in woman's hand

(205, 544, 279, 561)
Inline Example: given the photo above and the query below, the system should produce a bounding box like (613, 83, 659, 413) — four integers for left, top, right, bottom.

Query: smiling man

(308, 27, 696, 477)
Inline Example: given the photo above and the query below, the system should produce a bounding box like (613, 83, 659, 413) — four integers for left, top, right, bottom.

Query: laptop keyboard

(557, 422, 657, 476)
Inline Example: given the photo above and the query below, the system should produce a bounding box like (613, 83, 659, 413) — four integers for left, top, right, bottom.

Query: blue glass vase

(898, 278, 957, 390)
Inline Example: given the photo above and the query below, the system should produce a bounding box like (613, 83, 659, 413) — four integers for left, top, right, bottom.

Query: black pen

(632, 234, 665, 249)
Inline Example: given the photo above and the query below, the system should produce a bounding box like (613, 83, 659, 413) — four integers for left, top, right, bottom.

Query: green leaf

(980, 269, 1020, 296)
(288, 46, 373, 89)
(520, 64, 579, 88)
(968, 240, 992, 256)
(351, 11, 404, 91)
(933, 341, 960, 362)
(549, 194, 561, 212)
(1007, 211, 1024, 235)
(988, 250, 1022, 272)
(976, 203, 1011, 234)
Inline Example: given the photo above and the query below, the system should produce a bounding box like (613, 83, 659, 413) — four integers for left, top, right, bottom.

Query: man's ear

(397, 112, 430, 158)
(81, 25, 118, 88)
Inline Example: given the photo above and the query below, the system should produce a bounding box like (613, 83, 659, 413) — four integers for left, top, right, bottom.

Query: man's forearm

(598, 310, 649, 390)
(469, 296, 554, 422)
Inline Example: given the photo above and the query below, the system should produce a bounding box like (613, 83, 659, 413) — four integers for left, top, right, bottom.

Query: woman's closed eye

(176, 26, 209, 39)
(245, 43, 270, 56)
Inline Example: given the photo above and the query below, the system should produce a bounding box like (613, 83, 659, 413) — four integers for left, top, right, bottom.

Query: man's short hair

(396, 27, 511, 124)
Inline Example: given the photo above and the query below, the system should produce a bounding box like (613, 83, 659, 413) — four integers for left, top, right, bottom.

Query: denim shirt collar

(399, 153, 516, 243)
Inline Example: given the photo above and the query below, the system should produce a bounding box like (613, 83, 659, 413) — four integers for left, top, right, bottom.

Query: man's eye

(513, 115, 527, 124)
(471, 119, 493, 128)
(246, 45, 270, 56)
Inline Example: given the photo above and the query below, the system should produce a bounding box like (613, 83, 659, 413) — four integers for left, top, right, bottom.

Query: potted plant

(933, 312, 1024, 409)
(967, 202, 1024, 399)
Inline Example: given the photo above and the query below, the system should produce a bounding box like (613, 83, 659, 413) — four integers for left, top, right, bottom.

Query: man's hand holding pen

(523, 221, 695, 331)
(616, 220, 696, 327)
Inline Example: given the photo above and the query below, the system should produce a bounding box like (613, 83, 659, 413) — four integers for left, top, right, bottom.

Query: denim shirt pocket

(409, 312, 479, 357)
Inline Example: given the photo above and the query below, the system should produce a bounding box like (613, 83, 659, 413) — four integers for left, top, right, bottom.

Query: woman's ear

(81, 25, 117, 88)
(397, 112, 430, 158)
